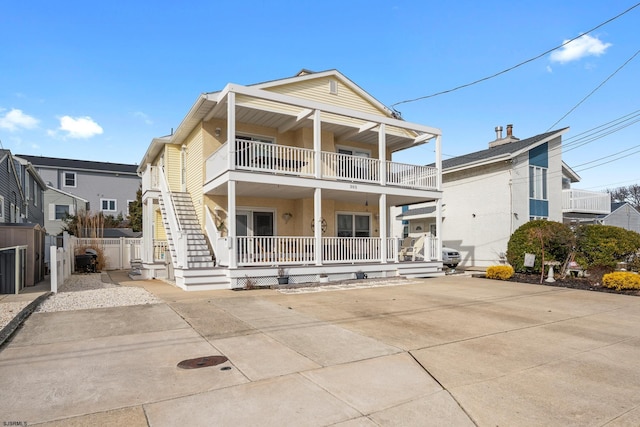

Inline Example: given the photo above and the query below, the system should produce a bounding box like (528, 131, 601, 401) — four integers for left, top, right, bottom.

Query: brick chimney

(489, 124, 520, 148)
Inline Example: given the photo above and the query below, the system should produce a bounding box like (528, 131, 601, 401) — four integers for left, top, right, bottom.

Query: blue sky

(1, 1, 638, 191)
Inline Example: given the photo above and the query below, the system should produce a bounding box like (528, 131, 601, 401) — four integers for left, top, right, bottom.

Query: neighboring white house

(44, 185, 90, 235)
(594, 202, 640, 233)
(137, 69, 446, 290)
(393, 125, 611, 268)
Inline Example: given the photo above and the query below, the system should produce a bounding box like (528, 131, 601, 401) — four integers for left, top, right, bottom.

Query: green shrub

(486, 265, 515, 280)
(575, 225, 640, 271)
(602, 271, 640, 291)
(507, 220, 574, 273)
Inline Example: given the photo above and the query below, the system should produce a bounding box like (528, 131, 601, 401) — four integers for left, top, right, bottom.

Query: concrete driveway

(1, 273, 640, 426)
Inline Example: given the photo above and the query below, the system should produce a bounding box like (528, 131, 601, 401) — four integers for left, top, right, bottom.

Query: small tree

(127, 185, 142, 232)
(506, 220, 574, 274)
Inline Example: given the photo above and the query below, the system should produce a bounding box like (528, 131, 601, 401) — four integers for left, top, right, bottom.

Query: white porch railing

(387, 161, 438, 189)
(386, 237, 398, 262)
(153, 240, 168, 262)
(321, 152, 380, 183)
(142, 165, 160, 195)
(562, 189, 611, 214)
(322, 237, 381, 263)
(204, 139, 438, 191)
(237, 236, 316, 266)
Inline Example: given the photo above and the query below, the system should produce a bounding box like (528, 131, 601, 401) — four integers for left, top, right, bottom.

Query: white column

(227, 92, 236, 171)
(378, 123, 386, 186)
(435, 134, 442, 191)
(313, 109, 321, 179)
(142, 199, 154, 263)
(379, 193, 387, 263)
(228, 180, 237, 268)
(436, 198, 443, 261)
(314, 188, 322, 266)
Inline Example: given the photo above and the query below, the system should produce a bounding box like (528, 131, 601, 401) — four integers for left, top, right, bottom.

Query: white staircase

(158, 192, 230, 290)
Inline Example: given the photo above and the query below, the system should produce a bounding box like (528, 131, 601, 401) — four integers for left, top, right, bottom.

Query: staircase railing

(157, 168, 189, 269)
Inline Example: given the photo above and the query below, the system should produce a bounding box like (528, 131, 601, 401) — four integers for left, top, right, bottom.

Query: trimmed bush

(575, 225, 640, 272)
(486, 265, 515, 280)
(602, 271, 640, 291)
(507, 220, 574, 273)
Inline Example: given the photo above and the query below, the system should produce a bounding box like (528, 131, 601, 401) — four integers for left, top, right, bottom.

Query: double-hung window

(529, 166, 547, 200)
(101, 199, 117, 212)
(64, 172, 76, 187)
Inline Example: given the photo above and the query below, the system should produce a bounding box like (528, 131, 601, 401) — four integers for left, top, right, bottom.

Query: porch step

(396, 262, 444, 278)
(174, 268, 230, 290)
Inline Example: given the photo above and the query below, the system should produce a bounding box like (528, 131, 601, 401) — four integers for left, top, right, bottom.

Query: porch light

(215, 128, 222, 137)
(282, 212, 293, 223)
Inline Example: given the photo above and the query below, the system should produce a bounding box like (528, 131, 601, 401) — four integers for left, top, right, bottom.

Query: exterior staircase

(158, 192, 229, 290)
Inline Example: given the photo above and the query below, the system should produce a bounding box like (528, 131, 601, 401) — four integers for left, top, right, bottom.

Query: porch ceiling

(205, 180, 434, 207)
(209, 104, 418, 150)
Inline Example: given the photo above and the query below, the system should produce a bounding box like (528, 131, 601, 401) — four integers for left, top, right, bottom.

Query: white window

(10, 203, 18, 223)
(25, 175, 30, 201)
(63, 172, 76, 187)
(0, 195, 4, 222)
(337, 213, 370, 237)
(55, 205, 69, 220)
(529, 166, 547, 200)
(101, 199, 117, 212)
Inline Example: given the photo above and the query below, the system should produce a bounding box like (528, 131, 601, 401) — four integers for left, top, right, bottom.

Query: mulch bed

(504, 272, 640, 296)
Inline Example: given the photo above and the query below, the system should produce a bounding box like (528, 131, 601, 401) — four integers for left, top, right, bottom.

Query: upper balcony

(562, 189, 611, 215)
(205, 138, 438, 191)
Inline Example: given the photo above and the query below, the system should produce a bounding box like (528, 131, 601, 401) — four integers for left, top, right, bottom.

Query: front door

(236, 210, 274, 262)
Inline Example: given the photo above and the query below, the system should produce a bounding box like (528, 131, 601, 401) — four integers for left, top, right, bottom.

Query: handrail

(157, 167, 189, 269)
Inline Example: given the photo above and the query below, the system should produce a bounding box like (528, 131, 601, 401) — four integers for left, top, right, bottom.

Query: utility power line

(391, 2, 640, 108)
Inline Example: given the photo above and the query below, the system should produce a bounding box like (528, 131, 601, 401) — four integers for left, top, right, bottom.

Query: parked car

(442, 247, 460, 268)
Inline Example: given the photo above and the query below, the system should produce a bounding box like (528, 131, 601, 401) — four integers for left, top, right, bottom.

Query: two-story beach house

(393, 125, 610, 268)
(1, 150, 46, 226)
(137, 69, 445, 290)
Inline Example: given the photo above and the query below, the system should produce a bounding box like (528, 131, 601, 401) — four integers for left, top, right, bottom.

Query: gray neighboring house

(44, 185, 89, 235)
(597, 202, 640, 234)
(0, 149, 46, 226)
(16, 155, 140, 228)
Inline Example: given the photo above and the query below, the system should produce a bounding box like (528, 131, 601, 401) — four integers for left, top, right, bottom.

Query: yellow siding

(154, 209, 166, 240)
(266, 77, 387, 117)
(184, 126, 204, 228)
(165, 145, 182, 191)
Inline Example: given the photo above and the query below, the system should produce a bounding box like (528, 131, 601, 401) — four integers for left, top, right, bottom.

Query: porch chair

(399, 235, 427, 261)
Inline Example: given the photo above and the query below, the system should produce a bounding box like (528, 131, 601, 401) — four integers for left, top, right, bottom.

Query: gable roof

(441, 128, 569, 173)
(16, 155, 138, 175)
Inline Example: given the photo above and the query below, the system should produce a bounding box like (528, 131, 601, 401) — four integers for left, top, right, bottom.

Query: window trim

(126, 200, 135, 216)
(336, 212, 371, 237)
(100, 198, 117, 212)
(63, 171, 77, 188)
(55, 204, 70, 220)
(0, 195, 4, 222)
(529, 165, 548, 201)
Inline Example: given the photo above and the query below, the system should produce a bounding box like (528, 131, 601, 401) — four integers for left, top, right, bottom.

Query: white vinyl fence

(73, 237, 142, 270)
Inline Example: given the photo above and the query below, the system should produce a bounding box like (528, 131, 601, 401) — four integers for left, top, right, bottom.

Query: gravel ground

(36, 273, 161, 313)
(0, 301, 31, 330)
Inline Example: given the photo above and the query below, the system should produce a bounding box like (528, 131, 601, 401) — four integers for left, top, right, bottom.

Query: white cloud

(550, 34, 612, 64)
(133, 111, 153, 125)
(58, 115, 103, 139)
(0, 108, 39, 131)
(546, 65, 553, 73)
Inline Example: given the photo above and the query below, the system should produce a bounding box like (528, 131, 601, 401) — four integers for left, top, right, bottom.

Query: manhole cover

(177, 355, 228, 369)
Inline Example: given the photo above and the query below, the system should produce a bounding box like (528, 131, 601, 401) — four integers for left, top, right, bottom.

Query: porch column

(313, 109, 321, 179)
(143, 199, 154, 264)
(314, 187, 322, 266)
(378, 123, 386, 186)
(436, 198, 443, 261)
(379, 193, 387, 264)
(435, 134, 442, 191)
(227, 91, 236, 171)
(228, 180, 237, 268)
